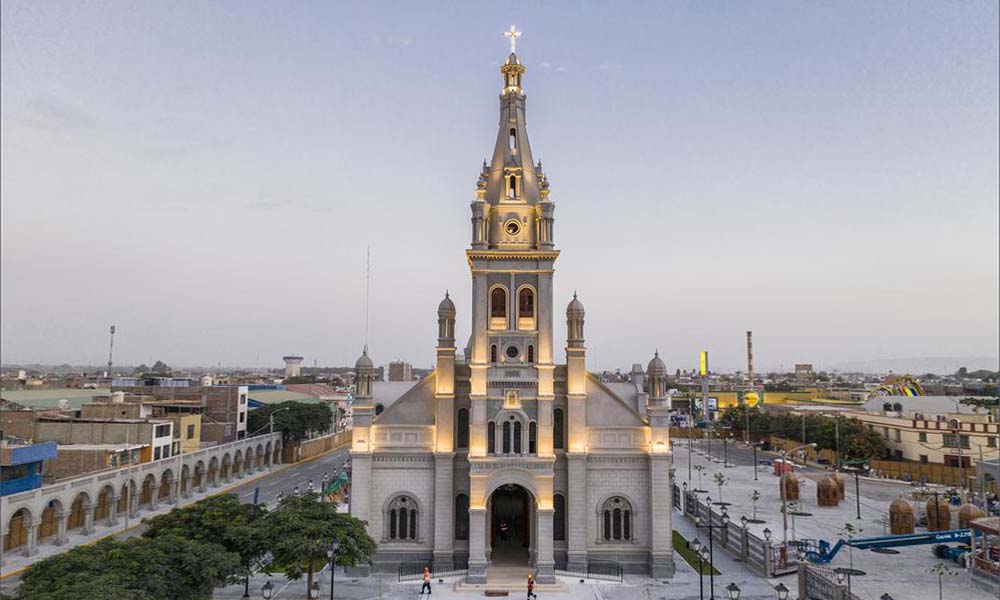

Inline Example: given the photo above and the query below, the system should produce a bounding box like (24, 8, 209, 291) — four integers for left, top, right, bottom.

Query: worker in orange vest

(420, 566, 431, 595)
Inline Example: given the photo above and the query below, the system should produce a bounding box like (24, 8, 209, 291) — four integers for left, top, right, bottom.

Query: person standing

(526, 573, 537, 599)
(420, 566, 432, 595)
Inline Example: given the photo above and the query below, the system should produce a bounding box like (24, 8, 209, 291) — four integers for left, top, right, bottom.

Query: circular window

(505, 345, 519, 359)
(504, 219, 521, 236)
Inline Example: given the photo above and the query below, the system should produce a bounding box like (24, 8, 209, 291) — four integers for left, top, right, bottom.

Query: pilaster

(54, 512, 69, 546)
(566, 453, 589, 571)
(649, 454, 675, 578)
(433, 453, 456, 571)
(535, 507, 556, 584)
(82, 503, 96, 535)
(467, 507, 488, 583)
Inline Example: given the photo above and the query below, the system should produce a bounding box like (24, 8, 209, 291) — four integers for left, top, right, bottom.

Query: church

(349, 31, 675, 583)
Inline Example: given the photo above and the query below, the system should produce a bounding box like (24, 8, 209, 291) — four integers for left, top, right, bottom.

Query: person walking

(526, 573, 537, 599)
(420, 566, 432, 595)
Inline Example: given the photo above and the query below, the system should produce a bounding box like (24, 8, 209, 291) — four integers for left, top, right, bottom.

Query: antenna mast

(107, 325, 116, 379)
(746, 330, 755, 391)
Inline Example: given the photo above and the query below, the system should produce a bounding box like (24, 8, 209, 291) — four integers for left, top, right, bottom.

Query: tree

(713, 472, 728, 503)
(926, 563, 956, 600)
(132, 364, 150, 375)
(248, 401, 333, 442)
(16, 536, 239, 600)
(749, 490, 761, 521)
(257, 492, 376, 596)
(143, 494, 270, 592)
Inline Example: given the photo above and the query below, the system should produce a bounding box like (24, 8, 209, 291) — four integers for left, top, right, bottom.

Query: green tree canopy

(248, 401, 332, 442)
(257, 492, 376, 592)
(719, 406, 888, 460)
(143, 494, 270, 584)
(16, 536, 239, 600)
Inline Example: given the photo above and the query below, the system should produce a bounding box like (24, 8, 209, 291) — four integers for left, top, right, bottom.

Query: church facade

(349, 43, 675, 583)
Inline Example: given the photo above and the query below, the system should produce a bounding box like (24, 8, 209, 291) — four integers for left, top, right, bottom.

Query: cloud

(597, 61, 623, 71)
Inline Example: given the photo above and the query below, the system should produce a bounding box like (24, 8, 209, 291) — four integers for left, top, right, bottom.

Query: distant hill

(829, 357, 999, 375)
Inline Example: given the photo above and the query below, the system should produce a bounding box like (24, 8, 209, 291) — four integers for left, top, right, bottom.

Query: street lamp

(326, 538, 340, 600)
(843, 465, 862, 520)
(773, 582, 789, 600)
(309, 581, 320, 599)
(691, 538, 706, 600)
(763, 527, 772, 542)
(261, 581, 274, 600)
(780, 443, 817, 544)
(752, 442, 760, 481)
(725, 582, 741, 600)
(696, 513, 724, 599)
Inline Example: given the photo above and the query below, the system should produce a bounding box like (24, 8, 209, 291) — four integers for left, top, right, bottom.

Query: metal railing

(587, 559, 623, 582)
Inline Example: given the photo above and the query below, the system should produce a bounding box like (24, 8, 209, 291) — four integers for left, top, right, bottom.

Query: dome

(567, 292, 585, 318)
(438, 291, 456, 316)
(647, 351, 667, 376)
(504, 52, 521, 66)
(355, 347, 374, 370)
(890, 497, 914, 514)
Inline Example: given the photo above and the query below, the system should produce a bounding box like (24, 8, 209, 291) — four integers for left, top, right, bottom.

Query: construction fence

(282, 430, 352, 463)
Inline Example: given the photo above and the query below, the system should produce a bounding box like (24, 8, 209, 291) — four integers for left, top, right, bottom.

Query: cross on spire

(504, 25, 521, 54)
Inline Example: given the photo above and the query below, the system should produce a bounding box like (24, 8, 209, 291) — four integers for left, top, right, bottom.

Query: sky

(1, 1, 998, 373)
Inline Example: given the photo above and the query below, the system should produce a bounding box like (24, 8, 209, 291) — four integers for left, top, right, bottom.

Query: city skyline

(2, 2, 998, 372)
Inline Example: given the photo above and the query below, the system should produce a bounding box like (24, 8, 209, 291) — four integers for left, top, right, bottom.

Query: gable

(585, 374, 647, 427)
(373, 373, 436, 425)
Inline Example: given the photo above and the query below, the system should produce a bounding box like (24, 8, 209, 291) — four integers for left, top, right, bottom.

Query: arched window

(553, 494, 566, 541)
(513, 421, 522, 454)
(387, 496, 418, 540)
(502, 421, 512, 454)
(490, 287, 507, 322)
(456, 408, 469, 449)
(553, 408, 565, 450)
(509, 128, 516, 151)
(518, 288, 534, 318)
(488, 421, 496, 454)
(374, 404, 384, 416)
(455, 494, 470, 540)
(491, 344, 498, 363)
(528, 421, 537, 455)
(527, 345, 534, 363)
(601, 497, 633, 541)
(508, 175, 517, 199)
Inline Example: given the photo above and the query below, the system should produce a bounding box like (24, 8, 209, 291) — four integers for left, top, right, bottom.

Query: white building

(348, 40, 674, 583)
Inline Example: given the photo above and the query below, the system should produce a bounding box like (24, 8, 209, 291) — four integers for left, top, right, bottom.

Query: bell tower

(466, 36, 559, 459)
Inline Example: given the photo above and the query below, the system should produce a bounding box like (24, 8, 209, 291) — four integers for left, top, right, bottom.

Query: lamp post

(696, 510, 728, 599)
(752, 443, 759, 481)
(723, 434, 730, 467)
(725, 582, 741, 600)
(780, 443, 817, 544)
(691, 538, 707, 600)
(261, 581, 274, 599)
(773, 582, 789, 600)
(843, 466, 862, 519)
(326, 539, 340, 600)
(834, 566, 865, 598)
(308, 581, 320, 599)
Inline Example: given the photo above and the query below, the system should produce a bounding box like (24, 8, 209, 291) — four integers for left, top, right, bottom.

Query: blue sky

(2, 2, 997, 372)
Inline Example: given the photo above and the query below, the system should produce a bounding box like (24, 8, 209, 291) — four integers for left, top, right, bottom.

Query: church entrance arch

(488, 483, 534, 569)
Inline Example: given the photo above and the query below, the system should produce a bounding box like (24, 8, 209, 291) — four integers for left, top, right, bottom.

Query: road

(0, 444, 351, 595)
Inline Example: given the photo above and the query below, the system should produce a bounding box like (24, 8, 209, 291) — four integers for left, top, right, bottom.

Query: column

(466, 508, 488, 583)
(25, 523, 40, 556)
(648, 454, 676, 578)
(535, 508, 555, 584)
(150, 484, 160, 511)
(107, 496, 119, 526)
(82, 503, 96, 535)
(566, 454, 588, 572)
(432, 454, 455, 571)
(54, 512, 69, 546)
(183, 476, 192, 497)
(168, 480, 179, 504)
